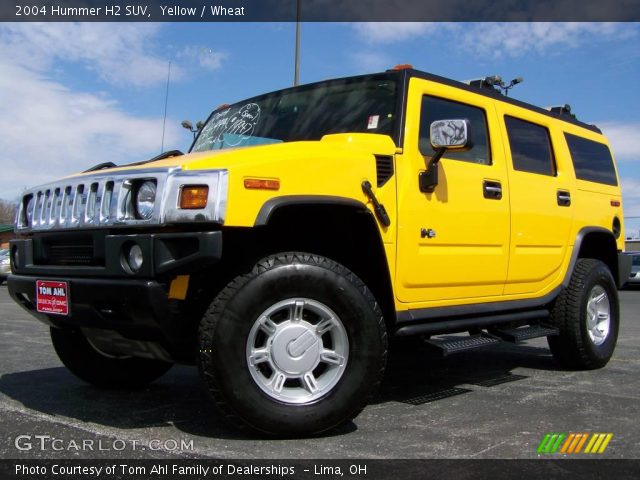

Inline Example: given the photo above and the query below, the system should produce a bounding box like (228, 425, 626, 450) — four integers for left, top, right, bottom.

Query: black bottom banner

(2, 459, 639, 480)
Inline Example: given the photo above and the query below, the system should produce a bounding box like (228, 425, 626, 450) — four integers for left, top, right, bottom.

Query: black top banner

(4, 0, 640, 22)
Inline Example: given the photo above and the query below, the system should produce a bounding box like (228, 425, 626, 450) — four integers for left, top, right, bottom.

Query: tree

(0, 199, 17, 224)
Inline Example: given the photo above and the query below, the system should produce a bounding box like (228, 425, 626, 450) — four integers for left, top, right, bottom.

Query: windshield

(191, 75, 398, 152)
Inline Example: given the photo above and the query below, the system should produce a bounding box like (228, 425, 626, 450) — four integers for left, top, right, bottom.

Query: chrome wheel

(586, 285, 610, 346)
(246, 298, 349, 404)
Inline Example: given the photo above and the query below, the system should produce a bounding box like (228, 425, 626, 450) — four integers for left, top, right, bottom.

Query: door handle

(483, 180, 502, 200)
(557, 190, 571, 207)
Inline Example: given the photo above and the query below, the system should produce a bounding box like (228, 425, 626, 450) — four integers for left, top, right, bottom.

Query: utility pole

(294, 0, 301, 86)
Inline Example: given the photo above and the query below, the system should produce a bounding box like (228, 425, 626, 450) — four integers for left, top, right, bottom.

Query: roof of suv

(402, 68, 602, 133)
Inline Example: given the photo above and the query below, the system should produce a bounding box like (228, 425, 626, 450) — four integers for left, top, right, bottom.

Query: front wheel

(198, 253, 388, 437)
(548, 258, 620, 370)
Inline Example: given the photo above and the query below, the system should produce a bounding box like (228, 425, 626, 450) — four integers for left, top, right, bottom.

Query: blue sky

(0, 22, 638, 235)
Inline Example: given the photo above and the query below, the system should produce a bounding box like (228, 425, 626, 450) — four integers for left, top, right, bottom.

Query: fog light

(127, 244, 144, 272)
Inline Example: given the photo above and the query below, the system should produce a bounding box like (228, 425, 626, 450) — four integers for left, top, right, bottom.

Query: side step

(423, 333, 501, 356)
(491, 324, 559, 343)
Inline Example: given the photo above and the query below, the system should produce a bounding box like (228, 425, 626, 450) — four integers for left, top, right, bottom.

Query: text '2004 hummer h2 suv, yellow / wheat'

(8, 67, 633, 436)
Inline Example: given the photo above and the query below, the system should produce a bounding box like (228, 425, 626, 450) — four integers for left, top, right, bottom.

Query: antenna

(161, 60, 172, 153)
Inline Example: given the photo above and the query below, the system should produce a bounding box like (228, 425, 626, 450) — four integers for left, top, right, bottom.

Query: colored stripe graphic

(584, 433, 614, 454)
(541, 433, 613, 454)
(537, 433, 566, 453)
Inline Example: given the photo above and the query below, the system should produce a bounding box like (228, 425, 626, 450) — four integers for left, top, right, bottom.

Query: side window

(505, 116, 556, 176)
(565, 133, 618, 186)
(419, 95, 491, 165)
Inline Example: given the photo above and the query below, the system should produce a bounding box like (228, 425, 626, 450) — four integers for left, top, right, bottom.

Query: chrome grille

(16, 167, 228, 233)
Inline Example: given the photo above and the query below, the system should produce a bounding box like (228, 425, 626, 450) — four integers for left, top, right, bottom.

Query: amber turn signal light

(244, 178, 280, 190)
(180, 185, 209, 209)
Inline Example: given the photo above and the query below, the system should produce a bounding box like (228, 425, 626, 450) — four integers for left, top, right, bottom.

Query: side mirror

(430, 119, 472, 150)
(420, 119, 472, 193)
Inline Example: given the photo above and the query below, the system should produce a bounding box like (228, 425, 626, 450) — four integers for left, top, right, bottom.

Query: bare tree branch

(0, 199, 18, 224)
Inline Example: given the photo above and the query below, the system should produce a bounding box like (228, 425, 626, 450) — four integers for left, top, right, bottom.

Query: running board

(395, 309, 549, 337)
(490, 324, 559, 343)
(423, 333, 501, 356)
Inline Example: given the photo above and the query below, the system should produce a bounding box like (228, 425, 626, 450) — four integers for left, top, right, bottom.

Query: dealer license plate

(36, 280, 69, 316)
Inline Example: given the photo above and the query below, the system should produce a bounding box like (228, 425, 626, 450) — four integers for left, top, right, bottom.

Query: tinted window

(565, 133, 618, 186)
(419, 96, 491, 165)
(505, 117, 555, 176)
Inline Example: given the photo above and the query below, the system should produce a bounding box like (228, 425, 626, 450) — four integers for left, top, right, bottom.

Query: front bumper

(10, 230, 222, 278)
(7, 230, 223, 362)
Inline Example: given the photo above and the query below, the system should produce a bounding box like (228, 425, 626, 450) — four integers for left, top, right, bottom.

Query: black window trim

(418, 93, 493, 166)
(504, 114, 558, 177)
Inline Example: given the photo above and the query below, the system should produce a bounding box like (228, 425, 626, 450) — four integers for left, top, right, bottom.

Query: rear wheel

(548, 259, 619, 369)
(198, 252, 387, 437)
(50, 327, 173, 388)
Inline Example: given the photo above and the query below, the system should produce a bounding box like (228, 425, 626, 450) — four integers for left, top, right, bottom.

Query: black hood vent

(375, 155, 394, 187)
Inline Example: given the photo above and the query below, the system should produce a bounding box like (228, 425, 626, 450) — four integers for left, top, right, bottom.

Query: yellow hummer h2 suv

(8, 67, 633, 436)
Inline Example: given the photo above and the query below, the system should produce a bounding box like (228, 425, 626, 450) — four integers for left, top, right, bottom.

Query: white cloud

(351, 23, 637, 58)
(621, 178, 640, 233)
(178, 45, 227, 71)
(0, 23, 180, 87)
(350, 51, 391, 72)
(0, 61, 181, 200)
(352, 22, 438, 43)
(457, 23, 636, 58)
(598, 122, 640, 162)
(0, 23, 222, 201)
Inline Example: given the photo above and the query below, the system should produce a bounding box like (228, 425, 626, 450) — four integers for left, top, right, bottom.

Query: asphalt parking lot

(0, 285, 638, 460)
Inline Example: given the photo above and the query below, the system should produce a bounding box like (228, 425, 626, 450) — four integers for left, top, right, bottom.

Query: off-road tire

(548, 258, 619, 370)
(51, 327, 173, 388)
(198, 252, 388, 437)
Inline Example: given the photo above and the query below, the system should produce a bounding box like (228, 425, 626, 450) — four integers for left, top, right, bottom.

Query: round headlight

(127, 244, 144, 272)
(135, 181, 156, 220)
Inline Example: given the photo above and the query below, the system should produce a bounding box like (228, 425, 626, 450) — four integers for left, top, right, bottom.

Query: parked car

(7, 66, 634, 436)
(0, 249, 10, 286)
(625, 252, 640, 286)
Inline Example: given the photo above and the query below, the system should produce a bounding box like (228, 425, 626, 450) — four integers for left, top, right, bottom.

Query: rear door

(497, 107, 574, 295)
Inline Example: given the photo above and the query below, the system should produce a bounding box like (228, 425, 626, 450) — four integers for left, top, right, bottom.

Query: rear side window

(565, 133, 618, 186)
(419, 95, 491, 165)
(505, 116, 556, 176)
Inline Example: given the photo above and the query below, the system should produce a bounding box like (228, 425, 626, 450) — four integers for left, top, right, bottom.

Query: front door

(396, 79, 510, 306)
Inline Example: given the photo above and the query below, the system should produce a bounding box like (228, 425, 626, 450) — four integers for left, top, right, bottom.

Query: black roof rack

(404, 69, 601, 133)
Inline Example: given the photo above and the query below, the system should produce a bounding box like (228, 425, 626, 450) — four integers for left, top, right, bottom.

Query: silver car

(0, 249, 10, 286)
(627, 253, 640, 286)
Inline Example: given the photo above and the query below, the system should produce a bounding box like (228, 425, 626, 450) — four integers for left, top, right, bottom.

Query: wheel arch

(249, 197, 396, 330)
(567, 227, 620, 287)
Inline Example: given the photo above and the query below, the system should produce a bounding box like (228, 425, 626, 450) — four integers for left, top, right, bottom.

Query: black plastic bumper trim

(10, 230, 222, 278)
